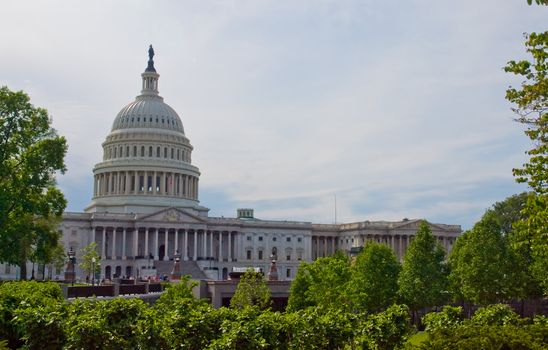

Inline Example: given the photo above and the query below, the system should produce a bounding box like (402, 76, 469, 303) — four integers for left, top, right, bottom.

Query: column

(184, 230, 189, 261)
(164, 229, 169, 261)
(391, 235, 395, 252)
(112, 229, 117, 258)
(133, 229, 138, 258)
(193, 230, 198, 261)
(101, 227, 106, 258)
(202, 230, 207, 258)
(174, 229, 179, 255)
(323, 237, 327, 257)
(154, 229, 159, 260)
(153, 171, 157, 194)
(90, 228, 96, 246)
(219, 231, 223, 261)
(125, 172, 130, 194)
(163, 172, 167, 195)
(122, 228, 127, 259)
(93, 176, 97, 196)
(209, 231, 214, 259)
(332, 236, 336, 254)
(144, 228, 149, 258)
(228, 232, 232, 261)
(399, 235, 403, 260)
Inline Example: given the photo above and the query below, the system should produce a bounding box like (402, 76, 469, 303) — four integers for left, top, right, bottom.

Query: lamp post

(65, 247, 76, 286)
(91, 257, 96, 286)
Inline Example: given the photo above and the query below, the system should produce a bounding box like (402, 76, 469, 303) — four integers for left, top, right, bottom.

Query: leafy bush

(209, 307, 289, 350)
(0, 281, 63, 348)
(422, 306, 464, 335)
(13, 301, 67, 350)
(64, 298, 147, 350)
(470, 304, 521, 326)
(286, 307, 356, 350)
(421, 323, 548, 349)
(354, 304, 412, 350)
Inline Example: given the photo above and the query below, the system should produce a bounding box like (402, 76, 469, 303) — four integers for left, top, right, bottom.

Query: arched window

(149, 146, 153, 157)
(164, 147, 167, 158)
(140, 146, 145, 157)
(171, 148, 174, 159)
(133, 146, 137, 157)
(157, 147, 160, 157)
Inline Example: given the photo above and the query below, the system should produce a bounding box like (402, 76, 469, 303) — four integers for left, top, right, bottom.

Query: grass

(406, 331, 428, 347)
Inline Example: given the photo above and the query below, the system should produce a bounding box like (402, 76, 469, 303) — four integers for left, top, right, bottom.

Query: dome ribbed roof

(111, 95, 185, 134)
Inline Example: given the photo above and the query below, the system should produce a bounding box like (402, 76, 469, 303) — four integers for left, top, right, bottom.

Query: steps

(154, 260, 208, 280)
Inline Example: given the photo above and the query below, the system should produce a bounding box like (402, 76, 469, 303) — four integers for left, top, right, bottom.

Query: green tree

(79, 242, 101, 282)
(0, 86, 67, 279)
(230, 269, 271, 310)
(490, 192, 529, 235)
(347, 242, 400, 313)
(504, 32, 548, 294)
(449, 211, 519, 305)
(527, 0, 548, 5)
(483, 193, 542, 300)
(287, 251, 351, 312)
(398, 221, 448, 321)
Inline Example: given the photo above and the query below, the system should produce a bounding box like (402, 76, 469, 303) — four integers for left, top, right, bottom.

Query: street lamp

(65, 247, 76, 286)
(91, 257, 96, 286)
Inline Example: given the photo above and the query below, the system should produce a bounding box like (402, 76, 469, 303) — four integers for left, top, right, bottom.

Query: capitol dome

(111, 96, 185, 134)
(85, 46, 207, 215)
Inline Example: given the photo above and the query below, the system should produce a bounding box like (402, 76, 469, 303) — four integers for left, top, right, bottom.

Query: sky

(1, 1, 546, 230)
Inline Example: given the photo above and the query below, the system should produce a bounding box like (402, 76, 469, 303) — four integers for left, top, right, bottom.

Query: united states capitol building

(2, 48, 461, 281)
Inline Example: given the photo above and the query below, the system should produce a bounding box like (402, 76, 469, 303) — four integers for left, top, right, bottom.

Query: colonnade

(93, 171, 198, 200)
(92, 227, 235, 262)
(312, 234, 455, 260)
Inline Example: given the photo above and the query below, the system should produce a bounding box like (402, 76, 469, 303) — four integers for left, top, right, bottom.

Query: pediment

(394, 220, 448, 232)
(137, 207, 206, 224)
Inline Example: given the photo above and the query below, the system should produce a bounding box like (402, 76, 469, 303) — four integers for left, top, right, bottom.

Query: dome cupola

(86, 46, 207, 216)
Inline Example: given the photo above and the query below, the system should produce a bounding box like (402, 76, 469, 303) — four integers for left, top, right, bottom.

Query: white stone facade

(0, 49, 461, 281)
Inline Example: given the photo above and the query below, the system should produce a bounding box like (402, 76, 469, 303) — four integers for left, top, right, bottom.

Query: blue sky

(1, 1, 546, 229)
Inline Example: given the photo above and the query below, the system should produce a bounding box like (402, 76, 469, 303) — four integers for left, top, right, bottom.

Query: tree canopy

(0, 86, 67, 279)
(504, 32, 548, 295)
(230, 269, 271, 310)
(449, 211, 520, 305)
(287, 251, 351, 312)
(347, 242, 400, 313)
(398, 221, 448, 313)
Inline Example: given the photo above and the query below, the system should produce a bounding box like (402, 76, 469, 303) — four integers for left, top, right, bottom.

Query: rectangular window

(258, 236, 263, 241)
(273, 237, 277, 242)
(247, 236, 252, 241)
(258, 251, 263, 260)
(286, 255, 291, 261)
(286, 237, 291, 242)
(297, 237, 302, 243)
(246, 250, 252, 260)
(286, 269, 291, 278)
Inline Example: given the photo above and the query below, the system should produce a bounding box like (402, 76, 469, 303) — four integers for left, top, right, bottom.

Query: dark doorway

(105, 265, 111, 280)
(159, 245, 165, 261)
(115, 265, 122, 278)
(222, 267, 228, 280)
(125, 266, 132, 278)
